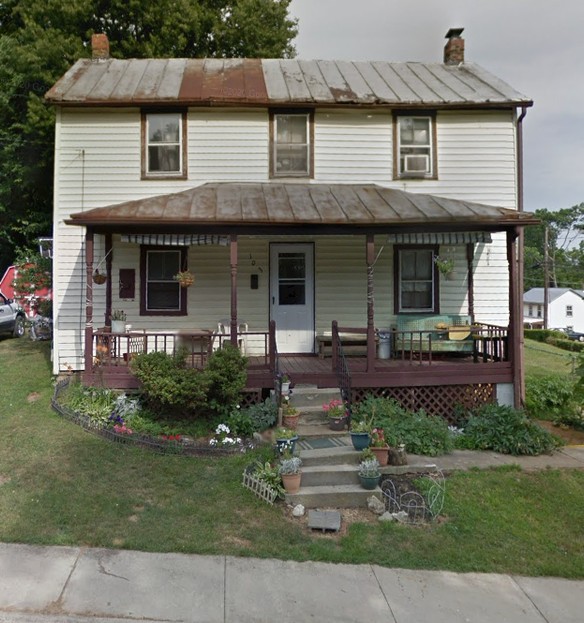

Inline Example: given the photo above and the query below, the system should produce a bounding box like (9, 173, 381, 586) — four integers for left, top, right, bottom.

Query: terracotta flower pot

(282, 413, 299, 430)
(281, 472, 302, 494)
(370, 445, 389, 466)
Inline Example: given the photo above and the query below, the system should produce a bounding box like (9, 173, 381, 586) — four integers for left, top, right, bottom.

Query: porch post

(466, 243, 475, 321)
(105, 233, 112, 326)
(507, 228, 522, 408)
(84, 227, 94, 382)
(230, 234, 238, 347)
(366, 234, 376, 373)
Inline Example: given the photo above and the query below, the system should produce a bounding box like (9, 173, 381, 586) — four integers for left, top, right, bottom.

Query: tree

(524, 204, 584, 291)
(0, 1, 298, 271)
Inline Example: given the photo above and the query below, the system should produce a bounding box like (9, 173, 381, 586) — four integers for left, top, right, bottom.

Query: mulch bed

(536, 420, 584, 446)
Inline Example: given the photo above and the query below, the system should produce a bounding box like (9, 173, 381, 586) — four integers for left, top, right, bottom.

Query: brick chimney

(444, 28, 464, 65)
(91, 33, 110, 60)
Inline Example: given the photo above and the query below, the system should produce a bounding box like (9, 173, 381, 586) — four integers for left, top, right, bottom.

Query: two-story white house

(46, 29, 537, 416)
(523, 288, 584, 333)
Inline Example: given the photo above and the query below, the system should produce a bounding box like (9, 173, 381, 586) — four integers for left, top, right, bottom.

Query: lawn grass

(524, 338, 578, 378)
(1, 338, 583, 578)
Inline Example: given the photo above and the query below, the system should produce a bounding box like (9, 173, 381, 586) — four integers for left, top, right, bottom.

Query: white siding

(314, 111, 392, 182)
(53, 106, 519, 371)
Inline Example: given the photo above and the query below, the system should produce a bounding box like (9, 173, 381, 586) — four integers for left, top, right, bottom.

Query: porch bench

(316, 331, 369, 358)
(394, 314, 474, 354)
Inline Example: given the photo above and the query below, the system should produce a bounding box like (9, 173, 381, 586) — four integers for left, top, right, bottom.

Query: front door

(270, 243, 315, 353)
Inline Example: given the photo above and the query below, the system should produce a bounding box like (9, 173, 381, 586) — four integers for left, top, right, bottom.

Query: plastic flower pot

(350, 431, 371, 451)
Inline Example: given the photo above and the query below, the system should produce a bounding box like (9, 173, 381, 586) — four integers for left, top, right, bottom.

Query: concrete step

(301, 464, 360, 487)
(299, 445, 360, 466)
(285, 484, 382, 509)
(287, 385, 342, 409)
(295, 423, 348, 438)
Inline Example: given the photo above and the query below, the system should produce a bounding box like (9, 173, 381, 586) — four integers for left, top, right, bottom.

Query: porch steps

(287, 384, 347, 438)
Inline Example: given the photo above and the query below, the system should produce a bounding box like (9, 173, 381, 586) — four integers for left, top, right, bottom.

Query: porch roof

(66, 183, 539, 233)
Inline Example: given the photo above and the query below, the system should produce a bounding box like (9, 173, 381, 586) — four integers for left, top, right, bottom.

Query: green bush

(525, 375, 577, 419)
(244, 398, 278, 432)
(352, 395, 453, 456)
(62, 381, 119, 423)
(227, 408, 255, 437)
(202, 344, 248, 417)
(545, 337, 584, 353)
(525, 329, 565, 343)
(459, 403, 561, 455)
(130, 350, 210, 418)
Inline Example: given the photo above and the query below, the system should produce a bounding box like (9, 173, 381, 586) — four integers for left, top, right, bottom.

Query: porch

(87, 320, 509, 416)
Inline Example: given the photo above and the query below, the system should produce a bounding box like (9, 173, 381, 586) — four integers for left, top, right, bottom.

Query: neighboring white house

(45, 28, 537, 411)
(523, 288, 584, 332)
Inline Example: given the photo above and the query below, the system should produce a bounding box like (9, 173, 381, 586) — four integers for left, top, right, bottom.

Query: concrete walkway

(0, 542, 582, 623)
(1, 448, 583, 623)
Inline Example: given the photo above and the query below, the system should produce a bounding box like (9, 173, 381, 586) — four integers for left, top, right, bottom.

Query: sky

(289, 0, 584, 214)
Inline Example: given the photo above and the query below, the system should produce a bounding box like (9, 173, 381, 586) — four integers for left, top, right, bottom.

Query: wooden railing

(92, 326, 274, 371)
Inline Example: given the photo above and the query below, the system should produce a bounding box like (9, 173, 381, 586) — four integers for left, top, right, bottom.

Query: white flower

(209, 438, 217, 446)
(216, 423, 230, 434)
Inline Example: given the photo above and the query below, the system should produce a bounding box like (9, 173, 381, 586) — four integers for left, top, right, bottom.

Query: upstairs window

(566, 305, 573, 317)
(395, 246, 438, 313)
(142, 111, 187, 178)
(395, 114, 436, 179)
(270, 111, 313, 177)
(140, 247, 187, 316)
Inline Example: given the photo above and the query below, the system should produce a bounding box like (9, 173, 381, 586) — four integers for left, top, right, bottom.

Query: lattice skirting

(351, 384, 496, 423)
(239, 388, 263, 408)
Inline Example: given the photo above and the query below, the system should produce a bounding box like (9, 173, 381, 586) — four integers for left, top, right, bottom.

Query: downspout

(515, 106, 528, 407)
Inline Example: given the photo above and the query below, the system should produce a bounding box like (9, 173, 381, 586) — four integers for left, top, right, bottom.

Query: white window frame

(397, 115, 434, 178)
(143, 112, 185, 178)
(272, 112, 311, 177)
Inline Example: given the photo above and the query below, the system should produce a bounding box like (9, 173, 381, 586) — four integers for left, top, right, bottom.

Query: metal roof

(523, 288, 584, 304)
(66, 183, 539, 231)
(46, 58, 532, 108)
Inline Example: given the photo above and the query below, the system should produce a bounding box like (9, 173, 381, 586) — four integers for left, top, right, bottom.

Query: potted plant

(278, 450, 302, 494)
(274, 427, 299, 454)
(349, 417, 371, 451)
(280, 373, 291, 394)
(358, 453, 381, 490)
(92, 269, 107, 285)
(281, 396, 299, 430)
(323, 398, 347, 431)
(369, 427, 389, 466)
(173, 270, 195, 288)
(434, 255, 455, 279)
(110, 309, 127, 333)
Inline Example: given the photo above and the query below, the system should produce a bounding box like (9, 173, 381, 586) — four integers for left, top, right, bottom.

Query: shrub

(525, 375, 577, 419)
(240, 398, 278, 433)
(62, 381, 118, 423)
(201, 344, 247, 417)
(227, 408, 256, 437)
(130, 351, 210, 418)
(352, 395, 453, 456)
(459, 403, 561, 455)
(525, 329, 565, 343)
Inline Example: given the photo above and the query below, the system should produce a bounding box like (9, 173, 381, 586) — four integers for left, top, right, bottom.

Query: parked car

(0, 291, 26, 337)
(565, 329, 584, 342)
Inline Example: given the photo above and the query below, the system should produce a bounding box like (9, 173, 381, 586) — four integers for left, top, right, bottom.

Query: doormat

(297, 437, 350, 451)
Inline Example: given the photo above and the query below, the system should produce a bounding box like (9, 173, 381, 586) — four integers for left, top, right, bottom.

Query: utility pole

(543, 226, 549, 329)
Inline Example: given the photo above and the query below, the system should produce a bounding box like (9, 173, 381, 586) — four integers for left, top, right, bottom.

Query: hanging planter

(173, 270, 195, 288)
(92, 269, 107, 285)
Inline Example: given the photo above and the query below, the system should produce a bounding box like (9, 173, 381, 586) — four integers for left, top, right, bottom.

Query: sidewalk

(0, 542, 582, 623)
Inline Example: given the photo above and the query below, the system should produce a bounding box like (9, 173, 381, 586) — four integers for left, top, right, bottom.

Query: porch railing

(393, 323, 509, 365)
(332, 321, 354, 412)
(92, 327, 273, 371)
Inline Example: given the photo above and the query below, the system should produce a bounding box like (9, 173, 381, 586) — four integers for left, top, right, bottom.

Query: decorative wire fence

(51, 376, 256, 457)
(381, 470, 446, 524)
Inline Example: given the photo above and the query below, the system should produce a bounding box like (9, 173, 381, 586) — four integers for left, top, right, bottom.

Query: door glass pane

(278, 253, 306, 305)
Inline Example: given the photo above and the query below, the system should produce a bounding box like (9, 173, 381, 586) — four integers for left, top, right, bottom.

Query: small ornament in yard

(173, 270, 195, 287)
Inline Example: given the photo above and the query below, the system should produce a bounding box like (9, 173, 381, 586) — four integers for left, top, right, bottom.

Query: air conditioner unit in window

(404, 154, 430, 174)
